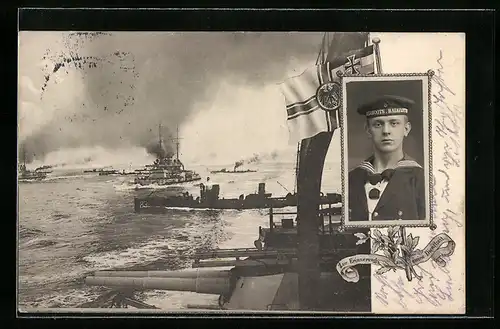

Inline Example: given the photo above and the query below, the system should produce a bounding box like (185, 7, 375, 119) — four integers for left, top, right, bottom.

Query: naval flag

(281, 45, 375, 143)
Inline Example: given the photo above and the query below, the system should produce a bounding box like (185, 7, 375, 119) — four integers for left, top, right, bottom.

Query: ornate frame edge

(337, 70, 436, 231)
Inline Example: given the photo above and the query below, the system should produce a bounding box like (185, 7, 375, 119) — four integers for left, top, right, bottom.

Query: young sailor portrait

(348, 94, 426, 222)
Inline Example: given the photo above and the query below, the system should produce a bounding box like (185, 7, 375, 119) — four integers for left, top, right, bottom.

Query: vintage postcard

(340, 73, 432, 228)
(17, 31, 465, 314)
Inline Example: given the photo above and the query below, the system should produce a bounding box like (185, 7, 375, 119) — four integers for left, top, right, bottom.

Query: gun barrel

(93, 269, 230, 279)
(85, 276, 230, 295)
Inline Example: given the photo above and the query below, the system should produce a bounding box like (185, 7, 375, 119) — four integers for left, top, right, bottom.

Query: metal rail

(192, 247, 358, 267)
(193, 248, 298, 260)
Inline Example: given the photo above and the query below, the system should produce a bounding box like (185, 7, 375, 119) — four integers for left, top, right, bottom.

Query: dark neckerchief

(360, 155, 420, 200)
(366, 169, 395, 185)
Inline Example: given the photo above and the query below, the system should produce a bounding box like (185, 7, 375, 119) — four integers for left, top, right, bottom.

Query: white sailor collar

(356, 155, 422, 174)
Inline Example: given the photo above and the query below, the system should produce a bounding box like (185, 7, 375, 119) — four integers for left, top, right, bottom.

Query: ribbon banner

(336, 233, 456, 282)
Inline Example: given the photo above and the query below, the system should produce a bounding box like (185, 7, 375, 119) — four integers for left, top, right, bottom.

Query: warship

(133, 124, 201, 187)
(25, 32, 378, 313)
(83, 168, 101, 173)
(210, 168, 257, 174)
(34, 165, 53, 174)
(98, 169, 120, 176)
(210, 162, 257, 174)
(18, 164, 47, 182)
(18, 149, 47, 182)
(83, 167, 137, 176)
(134, 182, 341, 213)
(82, 167, 119, 176)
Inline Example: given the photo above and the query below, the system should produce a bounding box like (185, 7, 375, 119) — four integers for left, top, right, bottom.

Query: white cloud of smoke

(18, 32, 324, 164)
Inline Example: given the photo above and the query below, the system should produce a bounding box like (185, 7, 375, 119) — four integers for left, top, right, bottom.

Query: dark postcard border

(8, 7, 495, 324)
(16, 8, 495, 32)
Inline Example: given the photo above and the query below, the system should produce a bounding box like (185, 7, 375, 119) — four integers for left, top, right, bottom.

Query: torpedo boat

(134, 182, 341, 213)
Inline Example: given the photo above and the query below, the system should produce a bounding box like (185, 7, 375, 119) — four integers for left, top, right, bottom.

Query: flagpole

(372, 37, 383, 74)
(316, 32, 327, 66)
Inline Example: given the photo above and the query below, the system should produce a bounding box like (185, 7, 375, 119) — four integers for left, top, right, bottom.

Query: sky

(18, 31, 327, 167)
(17, 32, 465, 168)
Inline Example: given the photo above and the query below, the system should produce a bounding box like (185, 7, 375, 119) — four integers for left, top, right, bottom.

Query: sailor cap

(357, 95, 415, 119)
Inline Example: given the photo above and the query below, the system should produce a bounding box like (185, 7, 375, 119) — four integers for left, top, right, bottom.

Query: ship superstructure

(133, 124, 201, 186)
(18, 149, 47, 182)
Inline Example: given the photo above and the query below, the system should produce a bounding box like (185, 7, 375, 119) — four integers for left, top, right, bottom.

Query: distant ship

(210, 163, 257, 174)
(133, 124, 201, 186)
(34, 165, 53, 174)
(83, 167, 136, 176)
(98, 169, 120, 176)
(18, 150, 47, 182)
(83, 168, 98, 173)
(83, 167, 119, 176)
(83, 168, 101, 174)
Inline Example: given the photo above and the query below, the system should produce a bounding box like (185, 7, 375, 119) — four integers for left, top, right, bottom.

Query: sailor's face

(366, 115, 411, 153)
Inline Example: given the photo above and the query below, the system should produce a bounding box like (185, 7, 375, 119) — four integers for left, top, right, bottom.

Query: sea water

(17, 161, 341, 309)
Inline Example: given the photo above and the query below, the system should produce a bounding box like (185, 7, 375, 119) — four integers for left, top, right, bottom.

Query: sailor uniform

(364, 176, 389, 221)
(348, 156, 425, 221)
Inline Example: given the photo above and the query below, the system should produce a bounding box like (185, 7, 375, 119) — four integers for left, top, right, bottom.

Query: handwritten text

(433, 50, 462, 171)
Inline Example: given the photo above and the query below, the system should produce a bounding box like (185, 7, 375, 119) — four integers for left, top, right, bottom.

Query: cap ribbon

(365, 107, 408, 118)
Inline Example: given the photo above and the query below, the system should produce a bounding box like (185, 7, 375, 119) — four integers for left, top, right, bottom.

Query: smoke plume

(142, 125, 176, 159)
(18, 32, 324, 164)
(233, 151, 281, 170)
(234, 160, 244, 171)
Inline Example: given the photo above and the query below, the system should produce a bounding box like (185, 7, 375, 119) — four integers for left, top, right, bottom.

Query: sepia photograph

(340, 74, 432, 228)
(17, 26, 465, 315)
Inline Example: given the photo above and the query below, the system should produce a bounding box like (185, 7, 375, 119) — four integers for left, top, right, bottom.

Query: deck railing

(267, 204, 341, 235)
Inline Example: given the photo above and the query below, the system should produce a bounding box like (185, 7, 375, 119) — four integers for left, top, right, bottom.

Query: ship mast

(176, 125, 180, 160)
(19, 145, 27, 171)
(158, 123, 162, 152)
(293, 142, 300, 194)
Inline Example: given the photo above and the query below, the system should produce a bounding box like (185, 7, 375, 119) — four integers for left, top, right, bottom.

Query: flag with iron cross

(344, 54, 363, 74)
(280, 45, 375, 144)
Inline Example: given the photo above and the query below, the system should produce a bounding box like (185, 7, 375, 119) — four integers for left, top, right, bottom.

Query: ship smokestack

(234, 160, 244, 172)
(258, 183, 266, 195)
